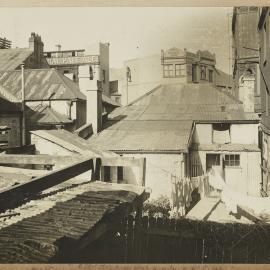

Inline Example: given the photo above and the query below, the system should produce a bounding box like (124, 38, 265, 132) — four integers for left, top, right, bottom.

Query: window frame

(224, 154, 240, 167)
(200, 65, 207, 80)
(209, 69, 214, 83)
(163, 64, 174, 78)
(175, 64, 185, 77)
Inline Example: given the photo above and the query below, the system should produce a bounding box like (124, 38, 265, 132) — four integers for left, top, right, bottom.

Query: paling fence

(78, 215, 270, 263)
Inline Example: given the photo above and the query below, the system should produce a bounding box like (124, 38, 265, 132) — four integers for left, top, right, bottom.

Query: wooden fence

(78, 215, 270, 264)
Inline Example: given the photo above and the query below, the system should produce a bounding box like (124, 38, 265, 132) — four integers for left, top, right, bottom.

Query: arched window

(89, 65, 94, 80)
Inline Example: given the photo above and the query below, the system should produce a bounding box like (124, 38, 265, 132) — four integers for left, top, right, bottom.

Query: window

(102, 70, 106, 83)
(192, 64, 198, 83)
(163, 64, 174, 77)
(72, 51, 76, 57)
(175, 64, 185, 76)
(224, 154, 240, 167)
(212, 123, 231, 144)
(89, 66, 94, 80)
(200, 66, 207, 80)
(209, 70, 213, 82)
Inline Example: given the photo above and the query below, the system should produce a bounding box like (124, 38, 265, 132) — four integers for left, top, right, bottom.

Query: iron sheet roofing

(191, 144, 260, 152)
(102, 93, 120, 107)
(0, 48, 33, 71)
(30, 129, 117, 158)
(26, 105, 73, 125)
(89, 120, 193, 153)
(88, 83, 259, 152)
(0, 69, 86, 101)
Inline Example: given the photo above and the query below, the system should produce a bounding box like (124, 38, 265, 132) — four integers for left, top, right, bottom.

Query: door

(206, 154, 221, 172)
(206, 154, 223, 197)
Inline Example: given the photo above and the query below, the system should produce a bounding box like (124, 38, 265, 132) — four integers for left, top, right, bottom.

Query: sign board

(46, 55, 100, 66)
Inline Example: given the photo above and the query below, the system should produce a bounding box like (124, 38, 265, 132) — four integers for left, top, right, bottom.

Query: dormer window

(212, 123, 231, 144)
(200, 66, 207, 80)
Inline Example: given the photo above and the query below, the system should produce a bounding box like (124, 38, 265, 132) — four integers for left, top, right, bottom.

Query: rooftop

(88, 83, 259, 153)
(0, 68, 86, 101)
(0, 48, 33, 71)
(30, 129, 117, 158)
(0, 180, 147, 263)
(27, 105, 73, 126)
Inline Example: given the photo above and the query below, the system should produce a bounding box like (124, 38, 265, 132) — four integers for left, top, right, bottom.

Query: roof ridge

(0, 68, 55, 73)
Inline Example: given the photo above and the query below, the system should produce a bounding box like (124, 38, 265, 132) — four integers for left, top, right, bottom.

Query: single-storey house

(87, 83, 261, 200)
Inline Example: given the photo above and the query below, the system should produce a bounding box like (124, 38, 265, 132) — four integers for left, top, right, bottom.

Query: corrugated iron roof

(191, 144, 260, 152)
(0, 69, 86, 101)
(26, 105, 73, 125)
(102, 93, 120, 107)
(89, 120, 193, 153)
(88, 83, 259, 152)
(215, 68, 233, 88)
(186, 197, 252, 224)
(30, 129, 117, 158)
(0, 48, 33, 71)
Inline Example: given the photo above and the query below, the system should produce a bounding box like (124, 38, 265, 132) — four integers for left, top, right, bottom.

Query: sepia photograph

(0, 2, 270, 267)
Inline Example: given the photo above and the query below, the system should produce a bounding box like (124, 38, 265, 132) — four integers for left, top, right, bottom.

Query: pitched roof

(215, 68, 233, 88)
(30, 129, 118, 158)
(0, 48, 33, 71)
(90, 120, 192, 153)
(102, 93, 120, 107)
(26, 105, 73, 125)
(0, 68, 86, 101)
(88, 83, 259, 153)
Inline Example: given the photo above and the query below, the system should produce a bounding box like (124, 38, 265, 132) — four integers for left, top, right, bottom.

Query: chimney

(56, 44, 61, 51)
(78, 65, 102, 133)
(238, 73, 256, 113)
(28, 32, 44, 68)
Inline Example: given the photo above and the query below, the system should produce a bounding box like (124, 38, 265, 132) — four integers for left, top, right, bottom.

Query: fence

(78, 215, 270, 263)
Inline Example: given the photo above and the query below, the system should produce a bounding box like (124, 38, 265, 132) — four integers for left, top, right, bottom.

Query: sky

(0, 7, 233, 72)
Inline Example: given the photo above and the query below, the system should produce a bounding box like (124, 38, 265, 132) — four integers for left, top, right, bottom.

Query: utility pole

(126, 66, 131, 105)
(21, 64, 26, 146)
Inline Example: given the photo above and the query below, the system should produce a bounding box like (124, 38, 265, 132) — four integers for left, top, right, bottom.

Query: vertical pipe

(21, 64, 26, 146)
(126, 77, 129, 105)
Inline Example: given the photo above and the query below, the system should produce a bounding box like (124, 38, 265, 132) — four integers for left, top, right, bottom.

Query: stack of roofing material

(0, 180, 148, 263)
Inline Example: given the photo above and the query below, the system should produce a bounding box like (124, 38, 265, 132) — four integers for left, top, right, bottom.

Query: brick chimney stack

(29, 32, 44, 68)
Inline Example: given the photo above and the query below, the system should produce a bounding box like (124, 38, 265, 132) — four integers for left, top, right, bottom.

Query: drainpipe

(21, 64, 26, 146)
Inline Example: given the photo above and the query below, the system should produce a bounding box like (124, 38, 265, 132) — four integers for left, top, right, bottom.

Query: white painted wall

(121, 153, 184, 201)
(193, 123, 259, 145)
(193, 124, 212, 144)
(230, 124, 258, 144)
(31, 133, 72, 156)
(192, 150, 261, 196)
